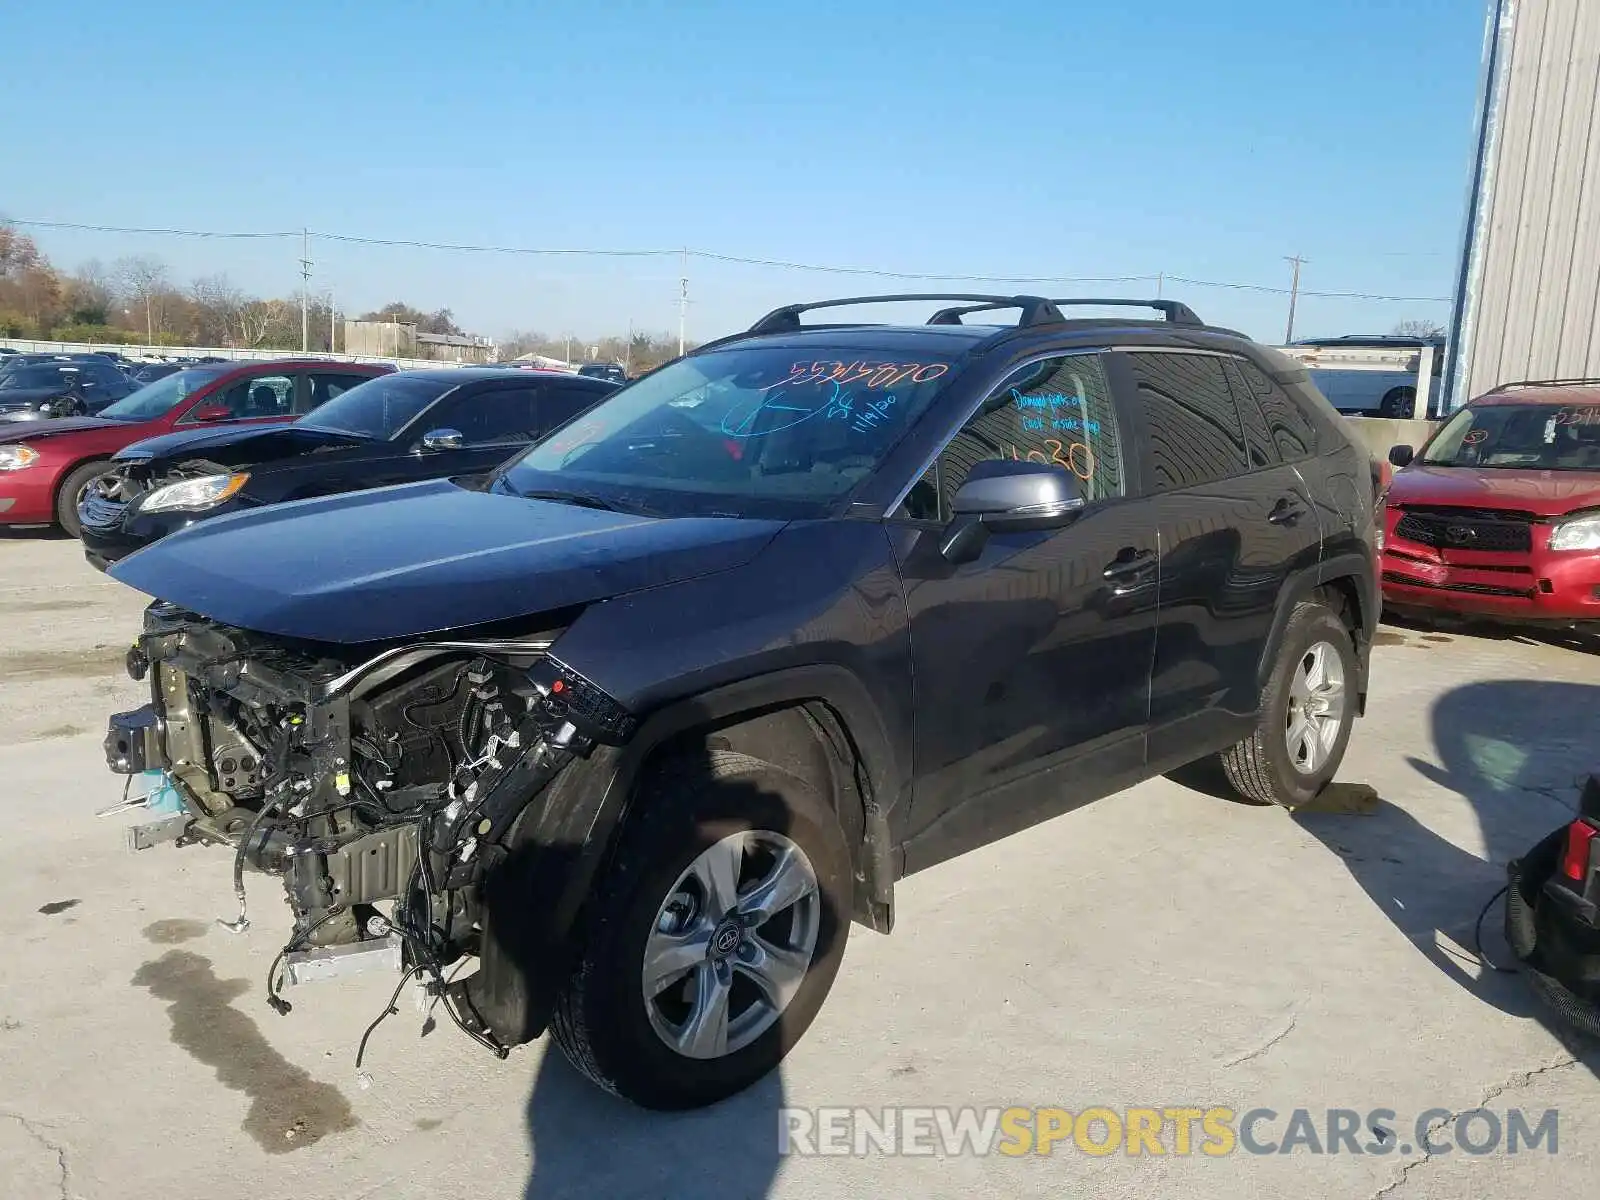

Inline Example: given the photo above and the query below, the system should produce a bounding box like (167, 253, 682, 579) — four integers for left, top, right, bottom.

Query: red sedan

(0, 359, 394, 537)
(1379, 381, 1600, 627)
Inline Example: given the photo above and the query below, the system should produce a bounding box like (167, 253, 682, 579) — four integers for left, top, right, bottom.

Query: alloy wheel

(642, 829, 821, 1060)
(1285, 640, 1348, 774)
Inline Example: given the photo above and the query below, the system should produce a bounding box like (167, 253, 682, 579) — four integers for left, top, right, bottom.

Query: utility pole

(678, 248, 688, 357)
(1284, 255, 1307, 343)
(328, 288, 336, 353)
(626, 319, 634, 376)
(300, 229, 313, 353)
(1156, 271, 1164, 299)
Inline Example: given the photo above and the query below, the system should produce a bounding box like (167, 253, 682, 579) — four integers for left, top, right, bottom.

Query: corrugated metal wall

(1452, 0, 1600, 405)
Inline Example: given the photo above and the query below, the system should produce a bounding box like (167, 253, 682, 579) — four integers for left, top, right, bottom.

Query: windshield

(0, 365, 79, 389)
(96, 366, 229, 422)
(1421, 403, 1600, 471)
(298, 374, 457, 439)
(496, 345, 959, 517)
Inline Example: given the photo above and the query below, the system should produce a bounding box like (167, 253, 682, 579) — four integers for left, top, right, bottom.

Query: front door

(892, 351, 1159, 873)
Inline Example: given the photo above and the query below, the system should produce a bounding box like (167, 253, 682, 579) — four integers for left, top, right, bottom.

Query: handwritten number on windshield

(762, 361, 949, 391)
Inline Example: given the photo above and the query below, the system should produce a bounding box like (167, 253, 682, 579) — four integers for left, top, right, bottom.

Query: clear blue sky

(2, 0, 1487, 346)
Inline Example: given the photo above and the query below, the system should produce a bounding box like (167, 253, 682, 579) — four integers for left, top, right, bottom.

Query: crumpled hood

(114, 422, 358, 464)
(1389, 465, 1600, 516)
(109, 478, 786, 643)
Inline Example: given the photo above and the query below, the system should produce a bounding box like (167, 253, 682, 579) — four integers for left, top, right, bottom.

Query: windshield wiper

(511, 486, 628, 513)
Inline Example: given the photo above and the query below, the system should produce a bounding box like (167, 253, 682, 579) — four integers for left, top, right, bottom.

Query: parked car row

(88, 293, 1386, 1111)
(0, 359, 620, 538)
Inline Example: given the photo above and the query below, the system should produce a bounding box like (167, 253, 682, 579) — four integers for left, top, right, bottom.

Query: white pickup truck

(1283, 334, 1444, 418)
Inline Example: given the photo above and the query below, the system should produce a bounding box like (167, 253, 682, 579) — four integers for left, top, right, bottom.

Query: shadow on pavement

(523, 1050, 782, 1199)
(1295, 679, 1600, 1066)
(1380, 606, 1600, 657)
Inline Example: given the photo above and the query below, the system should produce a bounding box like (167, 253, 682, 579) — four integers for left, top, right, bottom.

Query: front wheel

(550, 750, 852, 1109)
(55, 460, 110, 539)
(1217, 600, 1359, 807)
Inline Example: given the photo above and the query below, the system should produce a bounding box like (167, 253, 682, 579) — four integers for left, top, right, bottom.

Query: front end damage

(105, 599, 636, 1057)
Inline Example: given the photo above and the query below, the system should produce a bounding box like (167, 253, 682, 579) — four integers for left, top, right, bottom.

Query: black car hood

(0, 386, 71, 412)
(109, 478, 786, 643)
(116, 422, 365, 465)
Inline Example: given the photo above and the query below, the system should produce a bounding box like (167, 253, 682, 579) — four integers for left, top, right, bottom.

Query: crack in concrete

(1220, 1011, 1299, 1068)
(1369, 1054, 1584, 1198)
(1, 1110, 69, 1200)
(1510, 782, 1578, 815)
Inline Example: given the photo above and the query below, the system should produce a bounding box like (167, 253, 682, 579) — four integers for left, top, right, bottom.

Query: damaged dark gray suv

(101, 295, 1379, 1109)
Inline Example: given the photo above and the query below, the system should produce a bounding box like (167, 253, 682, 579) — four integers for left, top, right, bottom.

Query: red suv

(0, 359, 394, 537)
(1379, 381, 1600, 627)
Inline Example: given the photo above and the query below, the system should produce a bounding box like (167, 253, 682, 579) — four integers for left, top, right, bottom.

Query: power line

(2, 216, 1453, 304)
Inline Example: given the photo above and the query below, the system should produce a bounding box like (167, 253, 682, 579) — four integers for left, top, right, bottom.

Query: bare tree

(235, 298, 295, 347)
(191, 274, 245, 346)
(1391, 318, 1446, 339)
(114, 256, 170, 344)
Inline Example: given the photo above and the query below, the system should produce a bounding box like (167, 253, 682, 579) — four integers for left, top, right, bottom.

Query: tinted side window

(537, 383, 606, 433)
(1221, 360, 1276, 470)
(305, 371, 377, 412)
(1127, 352, 1247, 490)
(904, 353, 1125, 522)
(436, 386, 541, 444)
(1233, 359, 1316, 462)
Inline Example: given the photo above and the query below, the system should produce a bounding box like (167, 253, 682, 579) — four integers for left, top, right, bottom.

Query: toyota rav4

(100, 295, 1378, 1110)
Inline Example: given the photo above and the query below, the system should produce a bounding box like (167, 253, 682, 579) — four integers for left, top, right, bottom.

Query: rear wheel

(1217, 600, 1359, 807)
(1379, 387, 1416, 419)
(55, 460, 110, 539)
(550, 750, 851, 1109)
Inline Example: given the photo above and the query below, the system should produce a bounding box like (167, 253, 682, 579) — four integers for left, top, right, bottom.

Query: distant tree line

(0, 223, 683, 367)
(498, 329, 692, 375)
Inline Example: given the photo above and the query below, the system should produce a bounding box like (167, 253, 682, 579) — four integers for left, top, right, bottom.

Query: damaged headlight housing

(0, 444, 39, 471)
(1549, 512, 1600, 552)
(139, 472, 250, 514)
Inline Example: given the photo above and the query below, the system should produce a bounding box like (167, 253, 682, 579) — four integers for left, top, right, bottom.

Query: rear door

(1122, 350, 1321, 769)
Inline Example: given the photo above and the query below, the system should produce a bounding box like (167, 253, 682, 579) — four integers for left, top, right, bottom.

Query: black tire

(1379, 387, 1416, 419)
(55, 460, 109, 539)
(550, 749, 852, 1110)
(1218, 600, 1359, 807)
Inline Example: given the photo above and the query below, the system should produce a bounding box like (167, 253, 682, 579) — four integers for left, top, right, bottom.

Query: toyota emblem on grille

(1445, 525, 1476, 544)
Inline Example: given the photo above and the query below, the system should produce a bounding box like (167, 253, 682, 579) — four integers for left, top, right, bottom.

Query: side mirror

(1388, 444, 1414, 468)
(420, 428, 464, 451)
(192, 404, 233, 423)
(940, 460, 1085, 563)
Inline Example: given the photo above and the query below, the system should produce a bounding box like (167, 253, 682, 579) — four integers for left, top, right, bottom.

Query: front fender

(466, 662, 912, 1046)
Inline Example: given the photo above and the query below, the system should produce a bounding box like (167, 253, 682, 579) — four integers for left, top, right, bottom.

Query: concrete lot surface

(1, 530, 1597, 1199)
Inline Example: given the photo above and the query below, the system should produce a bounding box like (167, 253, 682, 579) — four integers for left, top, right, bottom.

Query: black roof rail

(1498, 378, 1600, 390)
(747, 293, 1066, 335)
(1047, 298, 1203, 327)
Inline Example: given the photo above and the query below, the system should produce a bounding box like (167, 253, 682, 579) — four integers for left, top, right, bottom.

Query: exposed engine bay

(104, 599, 636, 1061)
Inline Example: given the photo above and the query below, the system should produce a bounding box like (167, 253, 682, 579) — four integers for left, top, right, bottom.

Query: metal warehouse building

(1448, 0, 1600, 407)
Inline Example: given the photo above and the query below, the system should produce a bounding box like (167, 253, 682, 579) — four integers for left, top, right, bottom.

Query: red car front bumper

(1380, 506, 1600, 623)
(0, 466, 59, 525)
